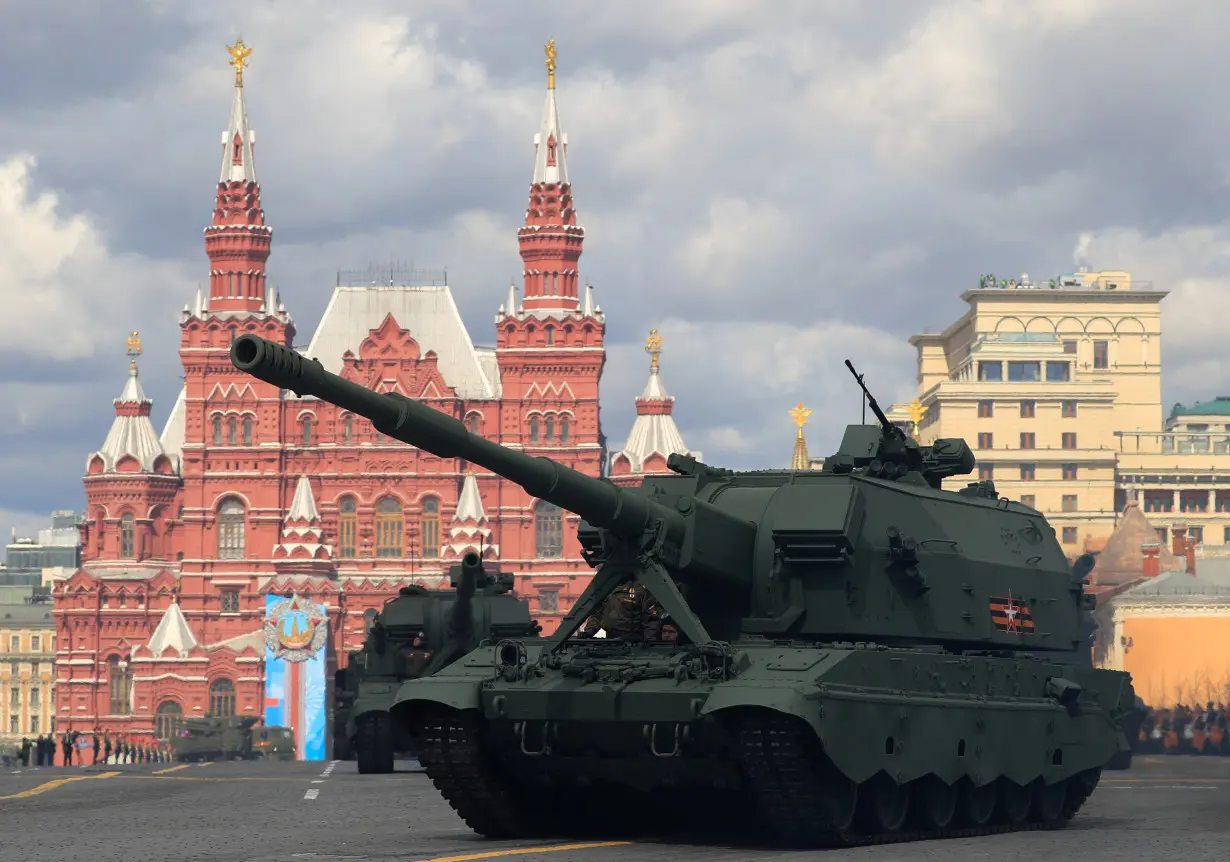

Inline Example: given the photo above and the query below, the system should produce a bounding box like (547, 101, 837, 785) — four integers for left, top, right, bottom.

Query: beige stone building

(899, 269, 1166, 552)
(1116, 398, 1230, 551)
(1, 601, 56, 743)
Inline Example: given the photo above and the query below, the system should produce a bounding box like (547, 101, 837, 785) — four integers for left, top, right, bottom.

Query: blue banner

(263, 594, 329, 761)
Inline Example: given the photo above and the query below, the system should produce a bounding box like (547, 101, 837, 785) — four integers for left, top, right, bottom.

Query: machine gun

(231, 334, 1087, 656)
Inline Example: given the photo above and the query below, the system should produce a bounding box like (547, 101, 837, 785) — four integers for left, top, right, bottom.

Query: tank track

(356, 713, 395, 774)
(418, 710, 1103, 848)
(736, 713, 1102, 848)
(418, 711, 546, 839)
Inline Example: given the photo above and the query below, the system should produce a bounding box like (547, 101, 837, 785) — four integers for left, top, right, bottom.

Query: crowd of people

(0, 731, 171, 767)
(1137, 703, 1229, 755)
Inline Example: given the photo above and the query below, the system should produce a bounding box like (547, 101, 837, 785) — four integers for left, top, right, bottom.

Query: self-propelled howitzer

(232, 334, 1136, 848)
(337, 552, 540, 773)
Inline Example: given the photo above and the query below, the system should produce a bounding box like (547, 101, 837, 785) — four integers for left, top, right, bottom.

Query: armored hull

(396, 638, 1126, 846)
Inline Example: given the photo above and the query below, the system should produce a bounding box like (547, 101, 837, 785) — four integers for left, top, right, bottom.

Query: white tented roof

(88, 363, 171, 473)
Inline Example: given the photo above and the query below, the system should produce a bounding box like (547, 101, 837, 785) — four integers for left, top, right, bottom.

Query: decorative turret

(145, 600, 199, 658)
(789, 402, 812, 470)
(81, 332, 181, 564)
(517, 39, 586, 314)
(272, 475, 334, 575)
(86, 333, 174, 475)
(494, 41, 606, 481)
(203, 39, 276, 317)
(609, 330, 699, 485)
(444, 471, 498, 559)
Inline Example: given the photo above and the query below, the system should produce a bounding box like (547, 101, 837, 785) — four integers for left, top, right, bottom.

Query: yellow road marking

(414, 842, 633, 862)
(152, 764, 192, 775)
(129, 775, 310, 783)
(0, 771, 120, 800)
(1104, 777, 1230, 783)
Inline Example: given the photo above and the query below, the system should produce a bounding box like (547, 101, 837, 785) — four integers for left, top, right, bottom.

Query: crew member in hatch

(582, 583, 666, 641)
(399, 633, 433, 678)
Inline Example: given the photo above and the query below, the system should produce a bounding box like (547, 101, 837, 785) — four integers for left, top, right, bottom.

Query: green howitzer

(172, 715, 261, 763)
(232, 333, 1136, 848)
(331, 550, 540, 774)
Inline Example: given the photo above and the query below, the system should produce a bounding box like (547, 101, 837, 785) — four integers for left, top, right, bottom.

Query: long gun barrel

(230, 334, 679, 543)
(450, 551, 481, 644)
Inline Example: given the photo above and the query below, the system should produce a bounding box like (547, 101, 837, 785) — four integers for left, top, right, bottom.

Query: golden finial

(906, 399, 926, 437)
(228, 39, 253, 88)
(788, 402, 813, 435)
(789, 402, 812, 470)
(645, 328, 663, 373)
(126, 331, 142, 372)
(544, 39, 558, 90)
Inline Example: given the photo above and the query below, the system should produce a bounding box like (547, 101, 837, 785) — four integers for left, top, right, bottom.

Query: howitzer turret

(232, 333, 1134, 847)
(234, 334, 1081, 654)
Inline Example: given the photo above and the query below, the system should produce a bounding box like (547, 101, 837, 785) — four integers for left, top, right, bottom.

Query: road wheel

(356, 713, 395, 774)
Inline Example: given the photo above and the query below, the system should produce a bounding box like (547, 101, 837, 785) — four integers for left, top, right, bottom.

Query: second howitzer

(333, 552, 540, 773)
(233, 334, 1136, 848)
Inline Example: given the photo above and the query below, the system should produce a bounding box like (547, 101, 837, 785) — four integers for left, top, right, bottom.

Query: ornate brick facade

(52, 44, 614, 747)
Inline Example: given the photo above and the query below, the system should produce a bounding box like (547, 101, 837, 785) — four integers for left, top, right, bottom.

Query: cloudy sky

(2, 0, 1228, 542)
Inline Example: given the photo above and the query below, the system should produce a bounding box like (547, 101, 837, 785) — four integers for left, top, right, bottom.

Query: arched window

(466, 414, 480, 434)
(155, 700, 183, 740)
(217, 498, 246, 560)
(374, 497, 403, 558)
(242, 416, 253, 446)
(107, 656, 132, 715)
(560, 416, 571, 443)
(343, 416, 353, 443)
(420, 497, 440, 558)
(301, 416, 313, 445)
(226, 416, 237, 446)
(212, 415, 222, 445)
(208, 678, 235, 717)
(545, 326, 555, 345)
(535, 501, 563, 559)
(338, 496, 358, 558)
(545, 416, 555, 441)
(120, 513, 135, 559)
(529, 416, 539, 443)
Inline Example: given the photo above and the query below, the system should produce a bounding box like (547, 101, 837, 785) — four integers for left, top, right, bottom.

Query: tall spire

(789, 402, 813, 470)
(518, 39, 584, 314)
(206, 39, 272, 315)
(609, 330, 698, 479)
(222, 39, 256, 183)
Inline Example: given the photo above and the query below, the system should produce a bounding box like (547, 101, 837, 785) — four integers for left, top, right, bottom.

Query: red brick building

(51, 46, 693, 747)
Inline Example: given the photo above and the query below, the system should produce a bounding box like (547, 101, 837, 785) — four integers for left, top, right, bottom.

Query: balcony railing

(973, 273, 1152, 291)
(1115, 431, 1230, 455)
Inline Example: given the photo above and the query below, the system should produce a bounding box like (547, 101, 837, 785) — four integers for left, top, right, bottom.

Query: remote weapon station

(232, 334, 1136, 849)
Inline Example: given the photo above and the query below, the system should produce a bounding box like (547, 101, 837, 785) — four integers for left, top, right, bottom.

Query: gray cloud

(1, 0, 1227, 539)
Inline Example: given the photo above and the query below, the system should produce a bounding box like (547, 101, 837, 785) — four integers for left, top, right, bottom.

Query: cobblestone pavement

(1, 754, 1227, 862)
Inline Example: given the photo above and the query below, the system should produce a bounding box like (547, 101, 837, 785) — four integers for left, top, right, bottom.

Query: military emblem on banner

(988, 591, 1035, 634)
(263, 595, 328, 662)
